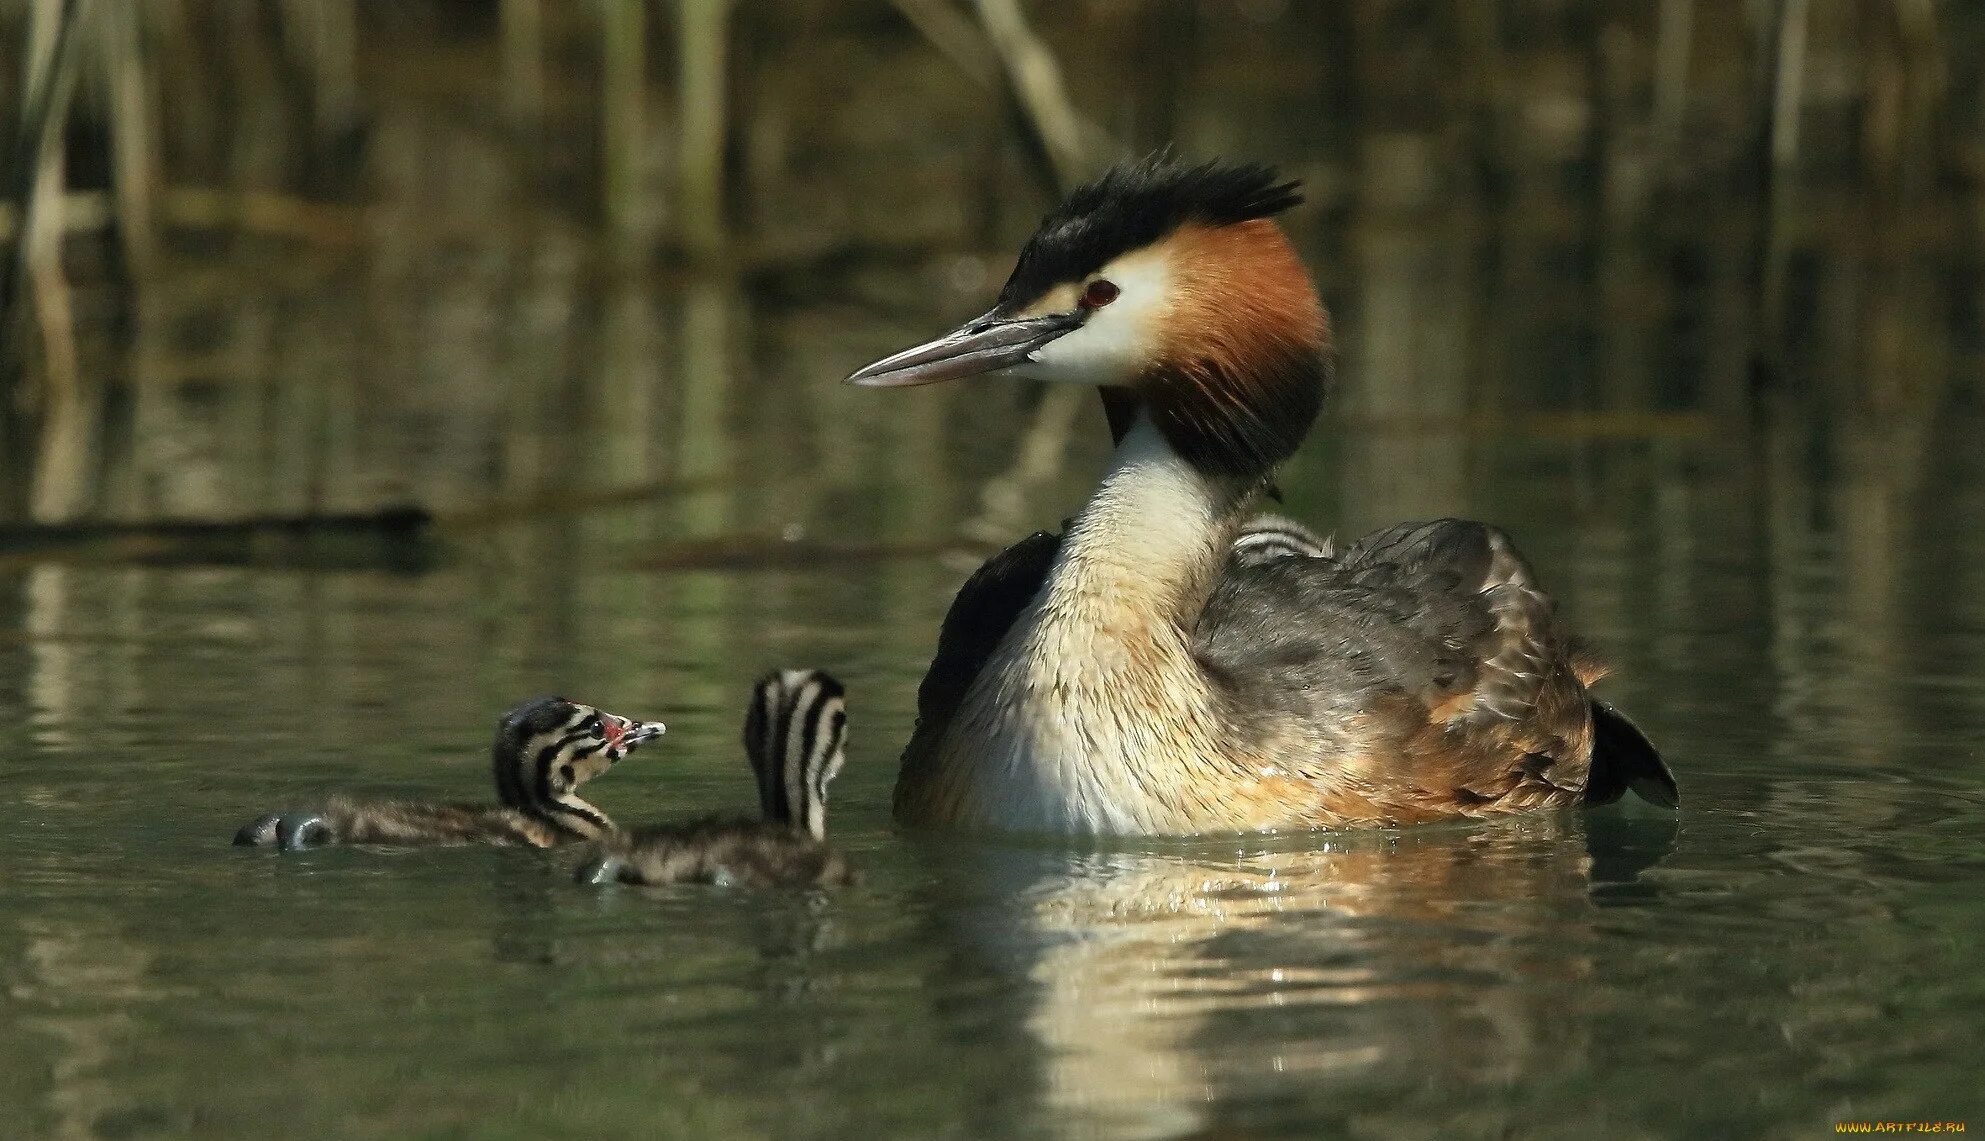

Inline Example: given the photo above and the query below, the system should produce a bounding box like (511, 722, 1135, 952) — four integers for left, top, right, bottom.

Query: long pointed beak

(845, 309, 1082, 388)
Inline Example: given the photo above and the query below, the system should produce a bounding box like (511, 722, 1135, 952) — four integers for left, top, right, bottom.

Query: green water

(9, 501, 1985, 1138)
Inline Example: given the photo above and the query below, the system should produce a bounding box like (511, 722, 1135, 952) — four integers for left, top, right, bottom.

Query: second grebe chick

(234, 698, 665, 851)
(575, 670, 853, 888)
(847, 155, 1678, 836)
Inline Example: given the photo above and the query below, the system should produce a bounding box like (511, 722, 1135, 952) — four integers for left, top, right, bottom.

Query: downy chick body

(235, 698, 664, 850)
(576, 670, 853, 888)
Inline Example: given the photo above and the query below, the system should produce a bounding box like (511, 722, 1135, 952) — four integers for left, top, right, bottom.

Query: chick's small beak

(603, 714, 666, 759)
(845, 309, 1082, 388)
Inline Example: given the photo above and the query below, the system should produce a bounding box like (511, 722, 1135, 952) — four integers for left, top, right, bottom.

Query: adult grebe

(234, 698, 665, 850)
(847, 155, 1676, 836)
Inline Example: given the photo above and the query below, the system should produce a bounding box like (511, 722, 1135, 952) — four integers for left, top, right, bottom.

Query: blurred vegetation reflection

(0, 1, 1976, 543)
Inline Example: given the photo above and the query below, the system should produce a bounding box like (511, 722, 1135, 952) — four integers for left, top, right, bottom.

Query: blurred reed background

(0, 0, 1979, 558)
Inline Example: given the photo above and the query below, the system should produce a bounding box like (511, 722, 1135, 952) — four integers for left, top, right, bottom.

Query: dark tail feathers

(1584, 701, 1679, 809)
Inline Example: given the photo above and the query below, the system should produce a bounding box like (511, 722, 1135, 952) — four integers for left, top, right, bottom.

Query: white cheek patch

(1018, 250, 1172, 387)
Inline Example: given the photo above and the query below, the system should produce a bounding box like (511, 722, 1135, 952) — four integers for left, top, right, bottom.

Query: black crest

(996, 155, 1303, 311)
(498, 696, 573, 740)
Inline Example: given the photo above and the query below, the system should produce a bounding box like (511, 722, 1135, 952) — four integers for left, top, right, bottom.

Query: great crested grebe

(234, 698, 665, 850)
(847, 155, 1678, 836)
(574, 669, 854, 888)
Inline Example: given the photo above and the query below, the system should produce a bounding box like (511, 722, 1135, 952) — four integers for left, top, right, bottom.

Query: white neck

(942, 417, 1245, 833)
(1052, 418, 1235, 607)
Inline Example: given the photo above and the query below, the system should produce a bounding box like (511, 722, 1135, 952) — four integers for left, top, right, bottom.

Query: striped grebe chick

(847, 155, 1678, 836)
(234, 698, 665, 851)
(576, 670, 853, 888)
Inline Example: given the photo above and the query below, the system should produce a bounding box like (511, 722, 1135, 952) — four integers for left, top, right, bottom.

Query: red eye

(1080, 279, 1119, 309)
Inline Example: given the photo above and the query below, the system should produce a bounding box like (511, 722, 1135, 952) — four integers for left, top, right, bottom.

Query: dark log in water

(0, 504, 434, 570)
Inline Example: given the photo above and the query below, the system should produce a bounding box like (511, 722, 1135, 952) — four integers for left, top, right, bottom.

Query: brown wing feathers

(1337, 520, 1597, 801)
